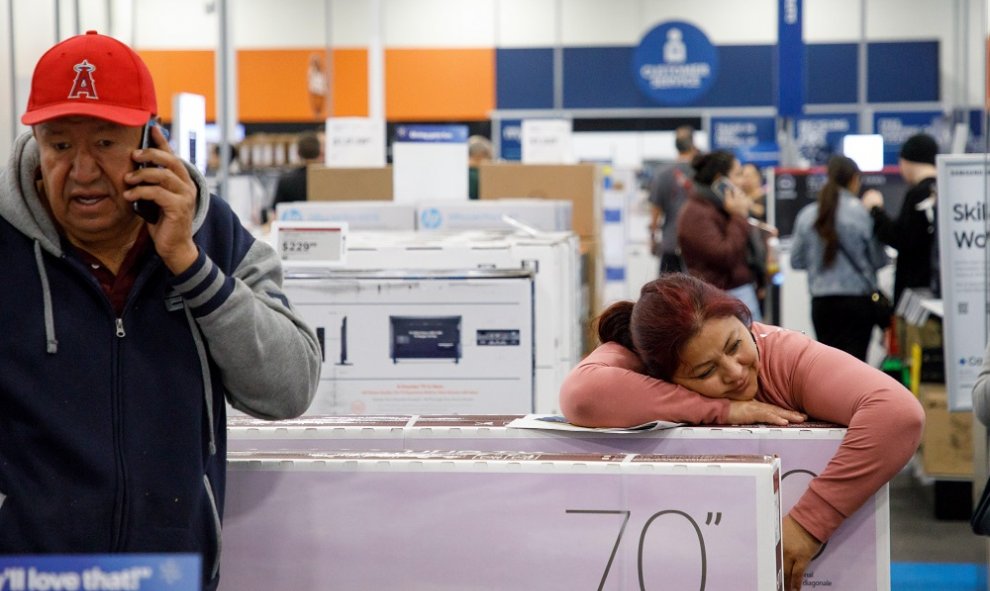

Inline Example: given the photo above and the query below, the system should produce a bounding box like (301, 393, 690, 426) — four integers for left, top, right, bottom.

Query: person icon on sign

(664, 28, 687, 63)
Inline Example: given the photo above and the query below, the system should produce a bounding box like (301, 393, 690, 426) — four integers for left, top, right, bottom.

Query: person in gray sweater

(790, 155, 890, 360)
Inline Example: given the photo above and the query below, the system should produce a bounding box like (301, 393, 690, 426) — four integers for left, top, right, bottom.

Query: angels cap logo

(68, 59, 98, 100)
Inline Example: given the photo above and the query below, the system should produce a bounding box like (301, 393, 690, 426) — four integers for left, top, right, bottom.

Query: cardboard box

(415, 199, 572, 232)
(479, 163, 602, 240)
(919, 382, 973, 477)
(340, 230, 582, 413)
(227, 417, 888, 590)
(271, 270, 535, 415)
(220, 450, 783, 590)
(307, 165, 393, 201)
(274, 201, 416, 230)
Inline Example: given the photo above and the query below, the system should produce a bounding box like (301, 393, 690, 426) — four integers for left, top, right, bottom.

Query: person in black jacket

(861, 133, 939, 304)
(269, 131, 323, 220)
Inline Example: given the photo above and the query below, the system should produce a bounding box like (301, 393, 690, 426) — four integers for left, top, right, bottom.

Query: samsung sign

(632, 21, 718, 105)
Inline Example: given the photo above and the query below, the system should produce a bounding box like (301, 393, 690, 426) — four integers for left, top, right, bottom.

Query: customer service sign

(936, 154, 990, 411)
(633, 21, 718, 105)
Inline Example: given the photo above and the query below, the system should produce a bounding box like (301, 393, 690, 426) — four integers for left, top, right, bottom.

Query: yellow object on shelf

(910, 342, 922, 396)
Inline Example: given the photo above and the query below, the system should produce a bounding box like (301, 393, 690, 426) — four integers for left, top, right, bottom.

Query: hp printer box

(220, 450, 783, 590)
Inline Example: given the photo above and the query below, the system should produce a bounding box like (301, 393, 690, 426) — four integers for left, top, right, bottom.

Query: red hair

(597, 273, 752, 379)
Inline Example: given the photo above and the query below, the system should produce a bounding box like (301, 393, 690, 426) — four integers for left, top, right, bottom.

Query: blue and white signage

(795, 113, 859, 166)
(633, 21, 719, 106)
(394, 124, 468, 144)
(499, 119, 522, 161)
(0, 555, 200, 591)
(710, 117, 778, 166)
(873, 111, 943, 166)
(776, 0, 805, 117)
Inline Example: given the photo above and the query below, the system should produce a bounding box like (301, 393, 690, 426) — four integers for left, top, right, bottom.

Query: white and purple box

(227, 415, 890, 590)
(219, 450, 783, 590)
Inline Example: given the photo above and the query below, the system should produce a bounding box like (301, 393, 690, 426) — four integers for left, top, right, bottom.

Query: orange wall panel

(332, 49, 369, 117)
(385, 48, 494, 121)
(138, 50, 216, 123)
(239, 49, 332, 123)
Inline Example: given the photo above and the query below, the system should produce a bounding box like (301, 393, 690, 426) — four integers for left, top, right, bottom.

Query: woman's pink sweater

(559, 322, 924, 543)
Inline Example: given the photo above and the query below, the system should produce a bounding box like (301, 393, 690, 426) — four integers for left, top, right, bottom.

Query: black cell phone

(133, 118, 162, 224)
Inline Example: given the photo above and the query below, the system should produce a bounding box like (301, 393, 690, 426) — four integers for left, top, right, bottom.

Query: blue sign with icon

(632, 21, 719, 106)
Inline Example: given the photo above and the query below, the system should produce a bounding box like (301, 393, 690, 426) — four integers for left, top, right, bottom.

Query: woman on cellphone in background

(559, 273, 923, 591)
(676, 150, 764, 321)
(789, 155, 890, 361)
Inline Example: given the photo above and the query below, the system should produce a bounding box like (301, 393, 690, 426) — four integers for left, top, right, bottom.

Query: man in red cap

(0, 31, 321, 590)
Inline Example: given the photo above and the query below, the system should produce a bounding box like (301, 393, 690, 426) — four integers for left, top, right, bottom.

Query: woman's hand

(726, 400, 806, 426)
(724, 185, 752, 218)
(782, 515, 823, 590)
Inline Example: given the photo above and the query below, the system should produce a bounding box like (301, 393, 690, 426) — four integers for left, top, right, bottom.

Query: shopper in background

(468, 134, 493, 200)
(0, 31, 321, 590)
(862, 132, 939, 304)
(559, 273, 924, 591)
(270, 131, 322, 220)
(975, 341, 990, 426)
(789, 155, 890, 361)
(648, 125, 698, 273)
(676, 150, 764, 321)
(738, 162, 767, 221)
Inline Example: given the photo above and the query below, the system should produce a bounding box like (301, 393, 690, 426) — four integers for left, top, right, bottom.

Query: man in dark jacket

(862, 133, 939, 304)
(0, 31, 321, 590)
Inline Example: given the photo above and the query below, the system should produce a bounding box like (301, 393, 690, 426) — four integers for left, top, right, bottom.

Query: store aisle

(890, 467, 987, 590)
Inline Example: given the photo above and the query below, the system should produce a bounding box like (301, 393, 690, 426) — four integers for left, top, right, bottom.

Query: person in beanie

(862, 132, 939, 304)
(0, 31, 321, 589)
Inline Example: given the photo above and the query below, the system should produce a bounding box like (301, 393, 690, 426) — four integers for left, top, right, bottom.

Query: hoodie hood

(0, 130, 212, 257)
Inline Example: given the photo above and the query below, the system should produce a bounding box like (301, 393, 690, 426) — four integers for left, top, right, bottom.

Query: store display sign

(271, 221, 347, 267)
(776, 0, 804, 116)
(873, 111, 943, 166)
(710, 117, 778, 166)
(324, 117, 386, 168)
(521, 118, 574, 164)
(499, 119, 522, 161)
(935, 154, 989, 411)
(393, 124, 469, 202)
(794, 113, 859, 166)
(0, 555, 200, 591)
(632, 21, 718, 106)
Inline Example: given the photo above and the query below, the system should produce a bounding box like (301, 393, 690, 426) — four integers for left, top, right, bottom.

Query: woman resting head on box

(559, 272, 924, 591)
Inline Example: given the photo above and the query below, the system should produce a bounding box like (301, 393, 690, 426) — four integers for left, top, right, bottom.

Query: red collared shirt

(74, 226, 153, 316)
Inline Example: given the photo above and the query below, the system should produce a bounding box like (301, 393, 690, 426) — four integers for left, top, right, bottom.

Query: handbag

(835, 240, 893, 330)
(973, 476, 990, 535)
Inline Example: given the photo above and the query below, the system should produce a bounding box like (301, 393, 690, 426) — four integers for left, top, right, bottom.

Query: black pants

(811, 295, 876, 362)
(659, 251, 685, 274)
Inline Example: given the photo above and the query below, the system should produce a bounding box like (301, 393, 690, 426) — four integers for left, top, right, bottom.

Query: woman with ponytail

(789, 155, 889, 360)
(559, 273, 923, 591)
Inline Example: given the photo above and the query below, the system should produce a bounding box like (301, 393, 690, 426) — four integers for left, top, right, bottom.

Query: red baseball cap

(21, 30, 157, 127)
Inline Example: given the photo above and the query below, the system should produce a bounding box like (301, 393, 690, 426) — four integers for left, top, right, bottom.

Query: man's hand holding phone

(125, 118, 200, 275)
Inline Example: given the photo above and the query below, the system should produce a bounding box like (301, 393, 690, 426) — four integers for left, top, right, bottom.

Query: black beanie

(899, 133, 938, 165)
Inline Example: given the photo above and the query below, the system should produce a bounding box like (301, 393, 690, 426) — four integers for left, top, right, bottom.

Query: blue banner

(794, 113, 859, 166)
(776, 0, 805, 116)
(710, 116, 779, 166)
(873, 111, 944, 165)
(394, 124, 468, 144)
(0, 555, 200, 591)
(632, 21, 719, 106)
(498, 119, 522, 161)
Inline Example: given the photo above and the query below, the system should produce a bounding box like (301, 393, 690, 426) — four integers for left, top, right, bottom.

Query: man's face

(34, 116, 143, 248)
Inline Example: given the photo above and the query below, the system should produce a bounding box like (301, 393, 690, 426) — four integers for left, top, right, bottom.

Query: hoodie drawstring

(34, 241, 59, 354)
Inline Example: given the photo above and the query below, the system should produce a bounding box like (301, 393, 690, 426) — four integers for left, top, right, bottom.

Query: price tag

(272, 221, 347, 267)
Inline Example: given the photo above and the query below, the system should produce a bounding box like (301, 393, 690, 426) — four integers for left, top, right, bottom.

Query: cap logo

(67, 59, 98, 100)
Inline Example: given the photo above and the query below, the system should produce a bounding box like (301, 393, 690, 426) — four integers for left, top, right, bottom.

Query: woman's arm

(763, 332, 925, 543)
(560, 342, 806, 428)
